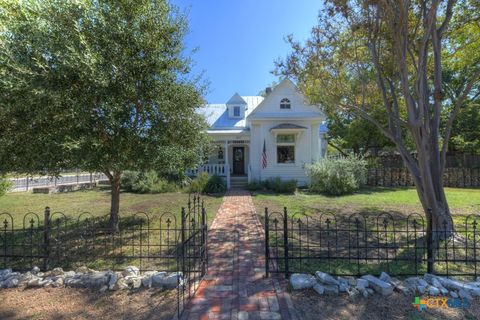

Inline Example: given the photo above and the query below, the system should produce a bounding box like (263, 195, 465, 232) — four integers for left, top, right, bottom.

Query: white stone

(423, 273, 437, 285)
(2, 277, 19, 288)
(151, 272, 168, 287)
(27, 277, 42, 287)
(290, 273, 316, 290)
(362, 288, 369, 298)
(108, 273, 119, 290)
(339, 283, 349, 293)
(52, 278, 63, 287)
(125, 276, 142, 289)
(154, 272, 183, 289)
(379, 272, 391, 283)
(437, 278, 480, 296)
(459, 289, 472, 301)
(323, 284, 339, 295)
(84, 272, 109, 288)
(396, 284, 411, 295)
(63, 271, 76, 278)
(356, 279, 369, 290)
(347, 287, 359, 298)
(417, 285, 427, 294)
(315, 271, 339, 285)
(417, 278, 428, 287)
(428, 286, 440, 296)
(361, 275, 393, 296)
(52, 268, 64, 276)
(31, 266, 40, 274)
(313, 283, 324, 295)
(0, 268, 12, 280)
(404, 277, 419, 292)
(112, 278, 128, 290)
(122, 266, 139, 277)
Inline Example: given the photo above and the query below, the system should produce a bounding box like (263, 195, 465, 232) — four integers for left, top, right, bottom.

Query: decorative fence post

(264, 207, 269, 278)
(201, 205, 207, 275)
(427, 208, 434, 274)
(181, 207, 186, 276)
(43, 206, 51, 271)
(283, 207, 289, 278)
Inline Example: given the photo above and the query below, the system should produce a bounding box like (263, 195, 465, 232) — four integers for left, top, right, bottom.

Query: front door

(232, 147, 245, 175)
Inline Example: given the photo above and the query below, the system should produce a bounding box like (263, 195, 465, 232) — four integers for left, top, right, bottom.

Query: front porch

(187, 139, 250, 189)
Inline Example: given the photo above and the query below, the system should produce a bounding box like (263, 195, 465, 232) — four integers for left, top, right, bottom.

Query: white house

(190, 78, 328, 189)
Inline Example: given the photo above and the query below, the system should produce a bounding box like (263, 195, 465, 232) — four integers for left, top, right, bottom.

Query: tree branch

(441, 68, 480, 169)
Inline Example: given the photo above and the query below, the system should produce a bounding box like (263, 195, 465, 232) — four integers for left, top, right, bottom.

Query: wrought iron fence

(0, 194, 207, 319)
(264, 207, 480, 278)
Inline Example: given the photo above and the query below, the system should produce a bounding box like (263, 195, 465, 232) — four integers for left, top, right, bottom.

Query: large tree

(276, 0, 480, 235)
(0, 0, 209, 230)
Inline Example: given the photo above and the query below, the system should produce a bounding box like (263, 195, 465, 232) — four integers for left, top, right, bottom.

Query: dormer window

(233, 106, 240, 117)
(280, 98, 291, 109)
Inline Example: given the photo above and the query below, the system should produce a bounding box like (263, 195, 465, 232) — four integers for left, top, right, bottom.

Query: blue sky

(171, 0, 321, 103)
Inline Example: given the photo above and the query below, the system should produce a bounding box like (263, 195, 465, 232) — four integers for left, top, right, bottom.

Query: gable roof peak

(227, 93, 247, 105)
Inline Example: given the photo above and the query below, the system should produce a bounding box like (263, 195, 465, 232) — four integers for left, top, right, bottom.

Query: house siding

(250, 120, 319, 186)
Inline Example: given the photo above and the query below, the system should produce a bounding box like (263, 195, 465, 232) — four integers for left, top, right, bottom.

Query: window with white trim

(276, 134, 295, 163)
(280, 98, 291, 109)
(233, 106, 240, 117)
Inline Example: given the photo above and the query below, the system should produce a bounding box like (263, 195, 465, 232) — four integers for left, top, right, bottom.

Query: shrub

(188, 172, 210, 193)
(121, 170, 178, 194)
(204, 175, 226, 193)
(121, 171, 140, 192)
(307, 156, 367, 196)
(0, 176, 11, 196)
(247, 177, 297, 193)
(246, 179, 265, 191)
(189, 173, 226, 194)
(266, 177, 297, 193)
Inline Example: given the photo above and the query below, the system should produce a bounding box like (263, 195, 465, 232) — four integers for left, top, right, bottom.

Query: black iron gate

(176, 195, 208, 318)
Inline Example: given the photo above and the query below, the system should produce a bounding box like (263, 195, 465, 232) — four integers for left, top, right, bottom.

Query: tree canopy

(276, 0, 480, 235)
(0, 0, 209, 229)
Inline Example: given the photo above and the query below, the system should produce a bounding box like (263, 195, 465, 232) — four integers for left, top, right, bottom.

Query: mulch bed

(0, 287, 177, 320)
(291, 290, 480, 320)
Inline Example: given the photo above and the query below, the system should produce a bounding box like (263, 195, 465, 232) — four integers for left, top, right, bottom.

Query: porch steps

(230, 176, 248, 189)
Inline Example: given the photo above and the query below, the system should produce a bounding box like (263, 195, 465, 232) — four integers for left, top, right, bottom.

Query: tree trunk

(106, 171, 122, 232)
(404, 141, 454, 239)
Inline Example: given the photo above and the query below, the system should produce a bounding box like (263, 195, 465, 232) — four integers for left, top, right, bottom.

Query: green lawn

(0, 187, 224, 226)
(0, 188, 224, 271)
(252, 187, 480, 217)
(253, 187, 480, 278)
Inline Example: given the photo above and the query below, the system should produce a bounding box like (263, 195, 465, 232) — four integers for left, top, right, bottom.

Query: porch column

(224, 141, 231, 189)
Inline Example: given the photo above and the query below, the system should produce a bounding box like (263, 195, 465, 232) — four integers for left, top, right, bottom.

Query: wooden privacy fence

(367, 167, 480, 188)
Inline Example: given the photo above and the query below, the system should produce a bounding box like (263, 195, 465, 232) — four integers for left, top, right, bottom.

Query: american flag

(261, 139, 267, 169)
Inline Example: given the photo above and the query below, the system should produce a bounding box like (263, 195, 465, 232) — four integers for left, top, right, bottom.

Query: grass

(252, 186, 480, 217)
(253, 186, 480, 279)
(0, 186, 224, 226)
(0, 187, 224, 272)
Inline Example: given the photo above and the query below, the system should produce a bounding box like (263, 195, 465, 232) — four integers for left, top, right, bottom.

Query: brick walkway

(180, 190, 297, 320)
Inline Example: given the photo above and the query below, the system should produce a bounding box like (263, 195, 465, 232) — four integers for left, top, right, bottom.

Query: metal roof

(197, 96, 264, 129)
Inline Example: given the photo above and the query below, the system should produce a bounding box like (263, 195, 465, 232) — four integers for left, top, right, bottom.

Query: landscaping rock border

(0, 266, 183, 291)
(290, 271, 480, 301)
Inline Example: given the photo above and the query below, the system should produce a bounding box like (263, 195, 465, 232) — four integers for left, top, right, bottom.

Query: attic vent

(280, 98, 291, 109)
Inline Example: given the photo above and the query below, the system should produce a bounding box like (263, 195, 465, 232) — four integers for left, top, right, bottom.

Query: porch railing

(186, 164, 227, 177)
